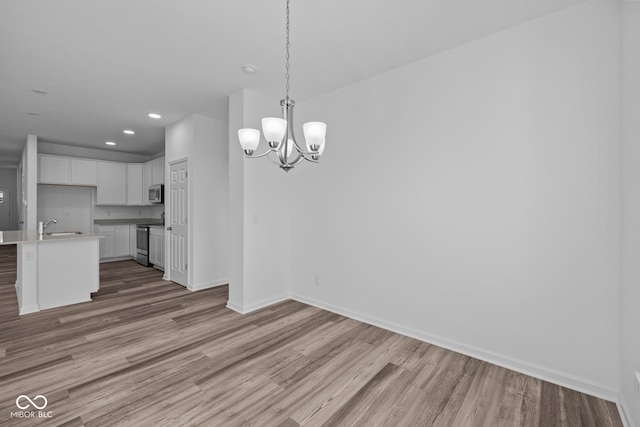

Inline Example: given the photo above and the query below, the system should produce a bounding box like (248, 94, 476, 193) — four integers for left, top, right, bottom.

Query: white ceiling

(0, 0, 585, 167)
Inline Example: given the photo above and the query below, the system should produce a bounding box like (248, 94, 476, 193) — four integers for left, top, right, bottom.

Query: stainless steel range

(135, 224, 150, 266)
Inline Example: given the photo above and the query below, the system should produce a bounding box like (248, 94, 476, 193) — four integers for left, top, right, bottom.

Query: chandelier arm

(278, 148, 303, 167)
(288, 150, 304, 165)
(287, 138, 321, 162)
(244, 147, 276, 159)
(298, 151, 320, 163)
(287, 154, 307, 168)
(289, 136, 322, 161)
(267, 151, 284, 166)
(289, 136, 306, 154)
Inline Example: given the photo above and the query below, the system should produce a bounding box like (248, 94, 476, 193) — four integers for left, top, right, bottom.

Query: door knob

(166, 226, 172, 231)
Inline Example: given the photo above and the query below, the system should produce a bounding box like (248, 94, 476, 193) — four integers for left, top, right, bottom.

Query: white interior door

(169, 160, 188, 286)
(0, 187, 12, 231)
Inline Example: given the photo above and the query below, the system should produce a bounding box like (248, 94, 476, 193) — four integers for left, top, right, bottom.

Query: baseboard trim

(14, 282, 22, 306)
(618, 392, 637, 427)
(291, 293, 618, 402)
(19, 304, 40, 316)
(99, 256, 132, 263)
(188, 278, 229, 292)
(225, 300, 244, 314)
(226, 293, 289, 315)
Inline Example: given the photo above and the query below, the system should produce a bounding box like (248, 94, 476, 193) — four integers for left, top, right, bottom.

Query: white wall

(621, 1, 640, 425)
(165, 113, 229, 291)
(37, 185, 93, 233)
(228, 92, 245, 308)
(288, 0, 621, 399)
(227, 89, 290, 313)
(191, 114, 229, 289)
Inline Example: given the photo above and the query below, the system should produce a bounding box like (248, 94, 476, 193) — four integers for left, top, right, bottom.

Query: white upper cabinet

(152, 157, 165, 185)
(70, 158, 97, 186)
(38, 154, 97, 186)
(143, 156, 164, 205)
(38, 153, 163, 205)
(97, 161, 127, 205)
(39, 155, 70, 184)
(126, 163, 144, 206)
(143, 162, 153, 205)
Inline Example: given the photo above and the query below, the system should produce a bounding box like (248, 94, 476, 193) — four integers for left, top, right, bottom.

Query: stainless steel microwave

(149, 184, 164, 204)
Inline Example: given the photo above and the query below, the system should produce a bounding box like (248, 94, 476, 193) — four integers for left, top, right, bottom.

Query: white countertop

(0, 230, 103, 245)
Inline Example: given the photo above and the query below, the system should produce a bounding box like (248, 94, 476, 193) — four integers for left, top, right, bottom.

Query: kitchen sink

(46, 231, 83, 236)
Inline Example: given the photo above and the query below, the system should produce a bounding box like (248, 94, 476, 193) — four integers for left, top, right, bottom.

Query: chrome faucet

(43, 219, 58, 229)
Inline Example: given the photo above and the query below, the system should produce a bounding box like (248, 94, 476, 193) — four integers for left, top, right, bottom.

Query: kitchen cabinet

(70, 158, 97, 185)
(129, 225, 137, 257)
(97, 162, 127, 205)
(115, 225, 130, 256)
(38, 155, 97, 186)
(39, 155, 69, 184)
(95, 225, 115, 259)
(143, 162, 153, 205)
(126, 164, 144, 206)
(39, 153, 162, 205)
(95, 224, 130, 261)
(151, 157, 165, 185)
(142, 157, 164, 205)
(149, 227, 164, 269)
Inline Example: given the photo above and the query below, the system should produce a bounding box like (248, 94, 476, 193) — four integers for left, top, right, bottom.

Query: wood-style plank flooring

(0, 244, 623, 426)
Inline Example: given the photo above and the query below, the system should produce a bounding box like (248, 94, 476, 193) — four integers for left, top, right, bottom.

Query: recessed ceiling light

(123, 129, 135, 135)
(148, 113, 161, 119)
(32, 89, 48, 95)
(242, 64, 257, 74)
(105, 141, 116, 146)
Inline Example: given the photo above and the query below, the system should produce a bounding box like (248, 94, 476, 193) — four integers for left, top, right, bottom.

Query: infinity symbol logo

(15, 395, 48, 410)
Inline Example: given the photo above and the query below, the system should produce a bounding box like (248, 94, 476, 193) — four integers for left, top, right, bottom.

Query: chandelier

(237, 0, 326, 172)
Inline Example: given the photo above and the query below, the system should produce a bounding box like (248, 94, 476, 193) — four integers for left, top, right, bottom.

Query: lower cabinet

(149, 227, 164, 269)
(96, 226, 115, 259)
(95, 225, 131, 261)
(129, 225, 137, 258)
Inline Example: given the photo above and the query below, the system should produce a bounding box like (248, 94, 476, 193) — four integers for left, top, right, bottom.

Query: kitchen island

(0, 230, 103, 315)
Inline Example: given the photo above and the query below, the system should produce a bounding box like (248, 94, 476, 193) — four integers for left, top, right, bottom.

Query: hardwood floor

(0, 244, 623, 426)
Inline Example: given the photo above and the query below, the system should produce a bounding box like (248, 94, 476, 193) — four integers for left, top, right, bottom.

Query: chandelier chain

(285, 0, 290, 99)
(237, 0, 325, 173)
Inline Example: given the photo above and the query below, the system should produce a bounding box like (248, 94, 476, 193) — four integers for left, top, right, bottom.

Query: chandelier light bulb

(303, 122, 327, 152)
(238, 128, 261, 154)
(262, 117, 287, 147)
